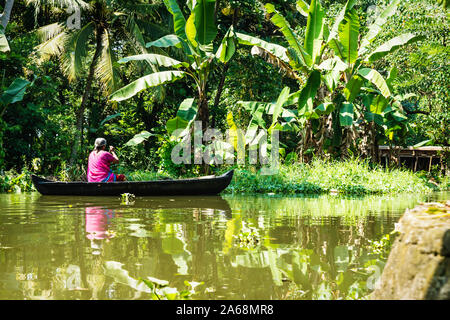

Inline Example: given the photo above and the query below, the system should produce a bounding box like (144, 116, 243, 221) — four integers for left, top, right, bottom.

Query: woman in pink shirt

(87, 138, 126, 182)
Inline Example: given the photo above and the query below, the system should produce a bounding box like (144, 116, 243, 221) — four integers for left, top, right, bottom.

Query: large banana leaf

(216, 26, 236, 63)
(359, 0, 400, 55)
(298, 70, 321, 117)
(186, 0, 217, 47)
(296, 0, 310, 17)
(163, 0, 187, 40)
(312, 102, 335, 119)
(365, 33, 424, 62)
(0, 78, 31, 106)
(369, 95, 389, 115)
(236, 32, 289, 63)
(270, 87, 291, 130)
(125, 131, 154, 147)
(304, 0, 325, 65)
(386, 66, 398, 91)
(146, 34, 181, 48)
(343, 75, 363, 102)
(358, 68, 391, 98)
(0, 28, 10, 52)
(166, 98, 197, 137)
(110, 70, 185, 102)
(339, 102, 354, 126)
(265, 3, 311, 67)
(338, 8, 359, 65)
(118, 53, 188, 68)
(176, 97, 197, 122)
(327, 0, 357, 43)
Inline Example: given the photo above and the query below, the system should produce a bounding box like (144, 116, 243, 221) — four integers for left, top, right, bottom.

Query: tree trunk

(211, 8, 239, 128)
(69, 25, 105, 166)
(0, 0, 14, 29)
(197, 87, 209, 131)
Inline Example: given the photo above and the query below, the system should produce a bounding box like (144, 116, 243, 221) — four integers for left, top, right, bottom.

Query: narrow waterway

(0, 191, 447, 299)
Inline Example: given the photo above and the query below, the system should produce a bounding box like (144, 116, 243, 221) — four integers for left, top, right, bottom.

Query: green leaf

(118, 54, 188, 68)
(298, 70, 321, 117)
(163, 0, 187, 40)
(69, 21, 95, 80)
(125, 131, 154, 147)
(327, 0, 357, 43)
(0, 28, 10, 52)
(236, 32, 290, 63)
(343, 75, 363, 102)
(314, 102, 335, 115)
(265, 3, 312, 67)
(1, 78, 31, 106)
(166, 98, 197, 137)
(216, 26, 236, 63)
(318, 56, 348, 91)
(110, 71, 185, 102)
(100, 113, 122, 126)
(365, 34, 424, 62)
(359, 0, 400, 55)
(166, 117, 190, 136)
(304, 0, 325, 65)
(413, 139, 432, 148)
(176, 97, 197, 122)
(146, 34, 181, 48)
(338, 8, 359, 65)
(369, 95, 388, 114)
(270, 87, 291, 129)
(187, 0, 217, 46)
(339, 102, 354, 126)
(358, 68, 391, 98)
(386, 66, 398, 91)
(296, 0, 310, 17)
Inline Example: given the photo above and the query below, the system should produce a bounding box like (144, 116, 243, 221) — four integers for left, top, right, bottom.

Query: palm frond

(95, 29, 120, 95)
(60, 21, 94, 81)
(34, 23, 68, 63)
(26, 0, 90, 21)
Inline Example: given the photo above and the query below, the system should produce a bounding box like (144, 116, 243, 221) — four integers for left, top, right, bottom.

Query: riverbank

(1, 159, 448, 195)
(224, 159, 449, 196)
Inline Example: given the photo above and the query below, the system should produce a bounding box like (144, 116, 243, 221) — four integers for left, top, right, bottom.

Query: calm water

(0, 191, 448, 300)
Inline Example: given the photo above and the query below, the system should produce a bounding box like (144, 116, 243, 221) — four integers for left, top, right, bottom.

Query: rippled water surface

(0, 191, 448, 300)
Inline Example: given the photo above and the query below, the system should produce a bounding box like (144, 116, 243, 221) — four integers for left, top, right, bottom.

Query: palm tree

(31, 0, 166, 165)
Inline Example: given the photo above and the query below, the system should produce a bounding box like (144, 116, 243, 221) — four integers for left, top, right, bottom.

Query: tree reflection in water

(0, 192, 447, 299)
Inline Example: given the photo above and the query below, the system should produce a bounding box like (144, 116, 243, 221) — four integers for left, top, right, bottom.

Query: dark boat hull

(31, 170, 234, 196)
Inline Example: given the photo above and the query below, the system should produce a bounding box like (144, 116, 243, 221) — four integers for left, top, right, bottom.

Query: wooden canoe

(31, 170, 234, 196)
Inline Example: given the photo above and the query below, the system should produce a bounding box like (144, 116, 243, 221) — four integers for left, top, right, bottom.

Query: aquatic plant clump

(225, 159, 437, 196)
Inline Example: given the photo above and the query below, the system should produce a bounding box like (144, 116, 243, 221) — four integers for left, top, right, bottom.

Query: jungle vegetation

(0, 0, 448, 193)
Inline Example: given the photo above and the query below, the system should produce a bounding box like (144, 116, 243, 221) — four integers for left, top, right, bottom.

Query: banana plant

(236, 0, 423, 160)
(111, 0, 237, 130)
(327, 0, 423, 157)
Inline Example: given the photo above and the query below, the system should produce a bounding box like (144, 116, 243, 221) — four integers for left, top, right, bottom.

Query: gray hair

(94, 138, 107, 150)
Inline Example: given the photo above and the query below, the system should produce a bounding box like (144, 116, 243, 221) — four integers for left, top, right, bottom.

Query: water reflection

(0, 192, 447, 300)
(85, 207, 117, 256)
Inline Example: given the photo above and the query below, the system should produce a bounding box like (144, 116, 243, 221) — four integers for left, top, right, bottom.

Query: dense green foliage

(0, 0, 448, 191)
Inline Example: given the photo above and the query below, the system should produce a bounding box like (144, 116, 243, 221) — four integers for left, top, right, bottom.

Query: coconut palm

(31, 0, 168, 165)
